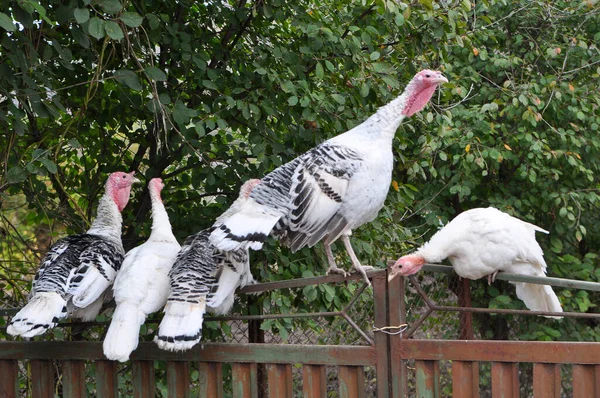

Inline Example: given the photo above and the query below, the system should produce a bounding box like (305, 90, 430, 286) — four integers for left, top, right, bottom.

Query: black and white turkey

(209, 70, 448, 285)
(8, 171, 138, 337)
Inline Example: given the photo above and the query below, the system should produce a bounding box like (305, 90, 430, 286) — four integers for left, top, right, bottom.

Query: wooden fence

(0, 269, 599, 397)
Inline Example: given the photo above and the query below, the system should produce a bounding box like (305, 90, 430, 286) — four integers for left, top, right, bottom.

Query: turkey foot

(487, 271, 499, 285)
(325, 244, 349, 277)
(341, 235, 372, 286)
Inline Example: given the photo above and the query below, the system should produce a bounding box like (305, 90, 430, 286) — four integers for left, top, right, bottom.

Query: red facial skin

(402, 69, 448, 117)
(107, 171, 138, 212)
(388, 254, 426, 282)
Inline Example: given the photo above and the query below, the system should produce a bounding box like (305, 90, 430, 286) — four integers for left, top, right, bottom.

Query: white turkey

(155, 179, 259, 352)
(209, 69, 448, 285)
(388, 207, 563, 318)
(103, 178, 181, 362)
(8, 171, 138, 338)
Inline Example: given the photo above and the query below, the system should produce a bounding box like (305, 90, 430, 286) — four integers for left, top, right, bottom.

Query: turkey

(103, 178, 181, 362)
(388, 207, 563, 318)
(209, 69, 448, 285)
(155, 179, 259, 352)
(7, 171, 138, 338)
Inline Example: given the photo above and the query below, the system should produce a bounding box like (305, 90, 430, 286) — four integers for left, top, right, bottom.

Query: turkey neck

(87, 192, 123, 244)
(344, 83, 415, 145)
(148, 190, 177, 243)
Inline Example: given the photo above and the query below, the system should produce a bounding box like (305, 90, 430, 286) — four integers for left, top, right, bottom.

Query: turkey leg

(324, 243, 349, 277)
(341, 235, 374, 286)
(487, 270, 499, 285)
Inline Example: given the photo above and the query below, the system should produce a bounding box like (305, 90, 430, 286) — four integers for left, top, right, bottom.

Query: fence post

(388, 272, 407, 398)
(458, 278, 474, 340)
(373, 272, 390, 398)
(248, 293, 266, 398)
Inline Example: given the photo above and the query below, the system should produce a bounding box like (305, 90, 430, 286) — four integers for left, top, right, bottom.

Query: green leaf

(40, 158, 58, 174)
(202, 80, 218, 90)
(68, 139, 82, 148)
(100, 0, 122, 14)
(88, 17, 105, 40)
(74, 8, 89, 24)
(145, 66, 167, 81)
(331, 94, 345, 104)
(0, 12, 15, 32)
(71, 26, 90, 48)
(360, 82, 369, 97)
(24, 1, 54, 25)
(104, 21, 124, 40)
(315, 62, 324, 79)
(6, 166, 27, 184)
(113, 69, 142, 91)
(370, 51, 381, 61)
(288, 96, 298, 106)
(119, 11, 143, 28)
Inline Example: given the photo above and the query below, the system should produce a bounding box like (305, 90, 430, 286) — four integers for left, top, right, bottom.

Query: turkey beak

(128, 171, 141, 184)
(435, 74, 448, 84)
(387, 261, 401, 283)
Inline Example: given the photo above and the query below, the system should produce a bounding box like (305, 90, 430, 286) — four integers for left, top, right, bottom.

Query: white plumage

(103, 178, 181, 362)
(210, 70, 448, 285)
(390, 207, 563, 318)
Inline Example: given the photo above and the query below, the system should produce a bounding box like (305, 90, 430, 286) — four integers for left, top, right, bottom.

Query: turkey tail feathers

(103, 302, 146, 362)
(210, 204, 281, 252)
(7, 292, 67, 338)
(155, 300, 206, 352)
(515, 282, 563, 319)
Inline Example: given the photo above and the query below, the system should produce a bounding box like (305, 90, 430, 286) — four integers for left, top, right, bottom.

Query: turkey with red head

(209, 69, 448, 285)
(389, 207, 563, 318)
(8, 171, 139, 337)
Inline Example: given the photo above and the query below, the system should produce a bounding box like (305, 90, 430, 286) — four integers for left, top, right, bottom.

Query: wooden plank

(62, 360, 86, 398)
(0, 360, 19, 398)
(199, 362, 222, 398)
(338, 366, 365, 398)
(0, 341, 377, 365)
(415, 360, 440, 398)
(399, 340, 600, 364)
(30, 360, 54, 398)
(96, 360, 118, 398)
(452, 361, 479, 398)
(573, 364, 600, 397)
(372, 272, 390, 398)
(388, 273, 407, 398)
(491, 362, 519, 398)
(267, 364, 292, 398)
(132, 360, 155, 398)
(302, 365, 326, 398)
(232, 363, 258, 398)
(533, 363, 560, 398)
(167, 361, 190, 398)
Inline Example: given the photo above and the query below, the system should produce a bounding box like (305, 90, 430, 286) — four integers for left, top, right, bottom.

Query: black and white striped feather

(155, 230, 253, 352)
(210, 143, 363, 252)
(7, 234, 123, 337)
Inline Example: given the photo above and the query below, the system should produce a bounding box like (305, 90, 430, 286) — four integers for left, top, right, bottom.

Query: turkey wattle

(103, 178, 181, 362)
(155, 179, 259, 352)
(389, 207, 563, 318)
(8, 171, 138, 338)
(209, 69, 448, 285)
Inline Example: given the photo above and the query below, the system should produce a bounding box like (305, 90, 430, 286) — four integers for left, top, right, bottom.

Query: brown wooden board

(400, 340, 600, 364)
(0, 360, 19, 398)
(95, 360, 118, 398)
(167, 361, 190, 398)
(302, 365, 326, 398)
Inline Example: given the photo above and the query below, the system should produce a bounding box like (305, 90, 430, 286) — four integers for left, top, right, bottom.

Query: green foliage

(0, 0, 599, 360)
